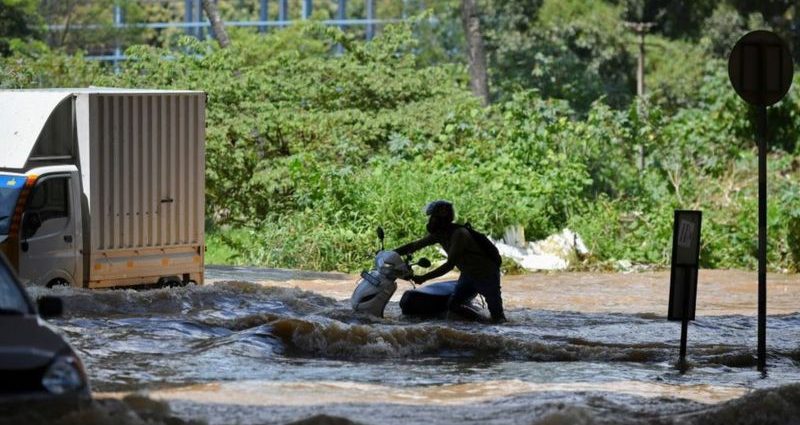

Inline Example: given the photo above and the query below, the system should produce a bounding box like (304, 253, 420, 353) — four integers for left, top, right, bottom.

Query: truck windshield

(0, 174, 25, 236)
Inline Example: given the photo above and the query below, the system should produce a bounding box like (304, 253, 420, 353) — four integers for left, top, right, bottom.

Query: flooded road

(22, 267, 800, 424)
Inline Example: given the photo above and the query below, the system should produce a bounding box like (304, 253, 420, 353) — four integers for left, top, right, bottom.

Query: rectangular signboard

(669, 267, 698, 321)
(672, 210, 702, 267)
(668, 210, 702, 321)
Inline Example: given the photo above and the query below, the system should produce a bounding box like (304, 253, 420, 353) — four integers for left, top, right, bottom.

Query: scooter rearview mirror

(376, 226, 385, 251)
(418, 258, 431, 268)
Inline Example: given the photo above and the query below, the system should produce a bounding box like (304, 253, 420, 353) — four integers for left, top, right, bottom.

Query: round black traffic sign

(728, 30, 793, 107)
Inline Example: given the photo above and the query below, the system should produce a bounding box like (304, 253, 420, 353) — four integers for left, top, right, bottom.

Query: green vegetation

(0, 0, 44, 55)
(1, 0, 799, 272)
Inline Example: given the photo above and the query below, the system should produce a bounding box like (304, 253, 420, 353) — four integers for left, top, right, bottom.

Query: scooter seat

(400, 281, 454, 316)
(399, 281, 484, 321)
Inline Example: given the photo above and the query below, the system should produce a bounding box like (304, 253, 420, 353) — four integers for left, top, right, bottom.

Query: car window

(0, 263, 30, 314)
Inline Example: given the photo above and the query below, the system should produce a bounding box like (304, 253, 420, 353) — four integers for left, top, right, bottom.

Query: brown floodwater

(21, 267, 800, 425)
(240, 268, 800, 315)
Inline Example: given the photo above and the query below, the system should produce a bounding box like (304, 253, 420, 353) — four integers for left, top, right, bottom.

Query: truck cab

(0, 167, 82, 287)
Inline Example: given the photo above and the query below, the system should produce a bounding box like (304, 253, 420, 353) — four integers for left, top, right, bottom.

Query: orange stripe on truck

(8, 174, 37, 237)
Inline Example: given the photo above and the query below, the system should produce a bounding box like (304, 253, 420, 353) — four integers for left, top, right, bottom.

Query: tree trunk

(201, 0, 231, 48)
(59, 0, 75, 47)
(461, 0, 490, 106)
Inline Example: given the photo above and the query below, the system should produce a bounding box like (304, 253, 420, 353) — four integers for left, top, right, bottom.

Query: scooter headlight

(42, 355, 86, 394)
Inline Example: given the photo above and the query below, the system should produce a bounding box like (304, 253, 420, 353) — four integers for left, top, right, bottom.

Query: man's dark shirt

(395, 225, 499, 281)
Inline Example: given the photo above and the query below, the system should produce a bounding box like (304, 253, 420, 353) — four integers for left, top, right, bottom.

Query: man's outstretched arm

(394, 234, 436, 256)
(415, 260, 455, 284)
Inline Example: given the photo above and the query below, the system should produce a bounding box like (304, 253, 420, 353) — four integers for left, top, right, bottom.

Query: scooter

(350, 227, 486, 321)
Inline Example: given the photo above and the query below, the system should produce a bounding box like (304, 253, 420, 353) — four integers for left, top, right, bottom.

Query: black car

(0, 253, 90, 409)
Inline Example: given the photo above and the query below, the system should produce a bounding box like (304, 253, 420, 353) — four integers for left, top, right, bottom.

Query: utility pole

(185, 0, 194, 36)
(338, 0, 346, 31)
(259, 0, 268, 33)
(278, 0, 288, 23)
(335, 0, 346, 54)
(366, 0, 375, 40)
(113, 4, 123, 71)
(624, 21, 655, 171)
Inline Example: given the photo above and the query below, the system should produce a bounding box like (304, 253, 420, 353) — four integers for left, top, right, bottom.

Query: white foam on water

(133, 379, 747, 407)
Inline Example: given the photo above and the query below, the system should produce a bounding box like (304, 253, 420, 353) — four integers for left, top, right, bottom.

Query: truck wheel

(46, 278, 69, 288)
(157, 276, 185, 288)
(167, 279, 186, 288)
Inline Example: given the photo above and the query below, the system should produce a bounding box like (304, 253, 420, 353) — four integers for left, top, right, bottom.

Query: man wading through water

(394, 200, 507, 323)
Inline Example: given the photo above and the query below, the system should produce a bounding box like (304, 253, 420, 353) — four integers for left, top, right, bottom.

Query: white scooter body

(351, 251, 411, 317)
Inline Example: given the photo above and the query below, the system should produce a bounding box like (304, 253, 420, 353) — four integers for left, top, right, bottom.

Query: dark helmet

(424, 200, 455, 222)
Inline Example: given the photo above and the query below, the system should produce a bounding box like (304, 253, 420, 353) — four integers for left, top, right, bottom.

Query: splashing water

(17, 267, 800, 425)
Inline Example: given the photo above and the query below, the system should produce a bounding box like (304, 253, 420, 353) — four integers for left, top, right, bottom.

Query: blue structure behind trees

(46, 0, 390, 62)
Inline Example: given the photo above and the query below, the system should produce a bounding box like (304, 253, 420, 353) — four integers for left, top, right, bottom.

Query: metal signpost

(668, 210, 702, 371)
(728, 31, 793, 373)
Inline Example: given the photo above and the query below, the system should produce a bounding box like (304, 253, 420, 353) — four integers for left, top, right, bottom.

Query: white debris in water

(503, 224, 526, 248)
(615, 259, 634, 272)
(495, 228, 589, 271)
(430, 226, 588, 271)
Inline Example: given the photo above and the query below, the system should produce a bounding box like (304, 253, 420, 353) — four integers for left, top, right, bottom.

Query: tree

(38, 0, 145, 54)
(619, 0, 717, 39)
(202, 0, 230, 48)
(461, 0, 489, 105)
(725, 0, 793, 23)
(481, 0, 629, 109)
(0, 0, 43, 55)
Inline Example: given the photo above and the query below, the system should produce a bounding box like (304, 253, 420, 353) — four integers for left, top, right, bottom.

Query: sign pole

(668, 210, 702, 371)
(757, 105, 767, 373)
(728, 30, 793, 375)
(679, 266, 690, 371)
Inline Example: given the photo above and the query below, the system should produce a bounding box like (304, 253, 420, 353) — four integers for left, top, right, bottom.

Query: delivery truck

(0, 88, 205, 288)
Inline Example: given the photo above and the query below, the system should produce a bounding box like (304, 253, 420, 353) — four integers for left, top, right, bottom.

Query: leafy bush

(0, 47, 103, 88)
(4, 17, 800, 273)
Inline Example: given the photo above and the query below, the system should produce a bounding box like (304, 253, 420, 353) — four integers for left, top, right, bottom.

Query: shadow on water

(5, 383, 798, 425)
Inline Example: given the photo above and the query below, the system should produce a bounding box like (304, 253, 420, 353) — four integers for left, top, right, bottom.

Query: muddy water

(25, 267, 800, 425)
